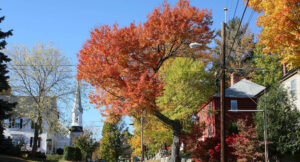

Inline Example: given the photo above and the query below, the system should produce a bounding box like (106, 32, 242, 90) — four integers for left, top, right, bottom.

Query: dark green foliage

(256, 83, 300, 158)
(228, 120, 239, 135)
(64, 146, 82, 161)
(56, 148, 64, 155)
(0, 9, 16, 150)
(73, 130, 98, 161)
(97, 121, 123, 162)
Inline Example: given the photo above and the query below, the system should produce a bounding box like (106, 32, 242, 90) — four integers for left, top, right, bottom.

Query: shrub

(0, 137, 21, 156)
(46, 154, 62, 162)
(27, 151, 47, 159)
(64, 146, 82, 161)
(56, 148, 64, 155)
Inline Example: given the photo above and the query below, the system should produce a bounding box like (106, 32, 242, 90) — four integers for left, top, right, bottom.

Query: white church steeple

(71, 81, 83, 127)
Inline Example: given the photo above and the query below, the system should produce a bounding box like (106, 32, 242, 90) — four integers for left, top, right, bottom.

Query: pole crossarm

(228, 110, 264, 112)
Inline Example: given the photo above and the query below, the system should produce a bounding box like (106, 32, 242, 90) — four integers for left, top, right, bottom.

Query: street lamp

(189, 42, 202, 49)
(228, 109, 268, 162)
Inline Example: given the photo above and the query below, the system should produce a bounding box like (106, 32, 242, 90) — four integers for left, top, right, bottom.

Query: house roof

(214, 79, 266, 98)
(281, 67, 299, 82)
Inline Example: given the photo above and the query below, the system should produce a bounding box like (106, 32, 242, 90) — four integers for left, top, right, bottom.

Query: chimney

(283, 64, 287, 75)
(231, 72, 240, 86)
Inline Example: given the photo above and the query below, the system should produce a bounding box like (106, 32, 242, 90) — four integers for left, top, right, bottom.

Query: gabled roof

(214, 79, 265, 98)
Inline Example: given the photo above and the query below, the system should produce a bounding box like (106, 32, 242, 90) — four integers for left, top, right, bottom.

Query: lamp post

(228, 109, 268, 162)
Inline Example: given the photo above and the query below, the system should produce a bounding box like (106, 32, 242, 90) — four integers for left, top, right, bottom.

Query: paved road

(0, 154, 28, 162)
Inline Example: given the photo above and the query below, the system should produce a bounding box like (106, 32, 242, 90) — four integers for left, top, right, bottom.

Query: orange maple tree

(244, 0, 300, 67)
(77, 0, 214, 161)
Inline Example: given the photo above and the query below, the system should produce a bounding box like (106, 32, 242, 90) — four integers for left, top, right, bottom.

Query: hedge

(64, 146, 82, 161)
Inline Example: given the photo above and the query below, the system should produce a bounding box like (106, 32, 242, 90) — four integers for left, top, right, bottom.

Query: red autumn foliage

(77, 0, 214, 120)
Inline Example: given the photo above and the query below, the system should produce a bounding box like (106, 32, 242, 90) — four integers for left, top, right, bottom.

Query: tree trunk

(170, 119, 181, 162)
(32, 117, 42, 155)
(32, 122, 39, 154)
(153, 111, 182, 162)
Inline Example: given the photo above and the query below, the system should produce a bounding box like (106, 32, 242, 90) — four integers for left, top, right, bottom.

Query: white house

(281, 68, 300, 110)
(2, 82, 84, 154)
(2, 96, 70, 153)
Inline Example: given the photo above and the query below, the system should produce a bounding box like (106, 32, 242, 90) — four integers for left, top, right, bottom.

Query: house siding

(199, 97, 258, 139)
(282, 72, 300, 111)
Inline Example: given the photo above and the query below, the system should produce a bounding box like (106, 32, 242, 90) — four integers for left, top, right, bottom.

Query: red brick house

(197, 76, 265, 139)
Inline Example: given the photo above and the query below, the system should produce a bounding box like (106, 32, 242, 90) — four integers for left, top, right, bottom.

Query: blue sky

(1, 0, 260, 139)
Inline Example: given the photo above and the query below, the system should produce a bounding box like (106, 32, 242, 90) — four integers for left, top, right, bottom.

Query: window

(30, 137, 33, 147)
(3, 119, 9, 128)
(192, 113, 199, 123)
(5, 118, 23, 128)
(30, 137, 41, 148)
(208, 124, 214, 137)
(14, 119, 21, 128)
(207, 102, 212, 117)
(38, 137, 41, 148)
(201, 109, 204, 120)
(231, 100, 238, 110)
(291, 80, 296, 96)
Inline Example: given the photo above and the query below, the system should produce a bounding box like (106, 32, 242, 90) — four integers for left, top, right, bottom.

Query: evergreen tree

(213, 17, 255, 80)
(255, 83, 300, 159)
(0, 10, 16, 145)
(98, 121, 123, 162)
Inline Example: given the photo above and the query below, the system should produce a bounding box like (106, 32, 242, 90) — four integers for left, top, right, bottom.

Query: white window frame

(231, 100, 238, 110)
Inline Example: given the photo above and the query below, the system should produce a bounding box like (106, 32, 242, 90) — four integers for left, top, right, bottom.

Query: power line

(232, 0, 240, 19)
(227, 0, 249, 57)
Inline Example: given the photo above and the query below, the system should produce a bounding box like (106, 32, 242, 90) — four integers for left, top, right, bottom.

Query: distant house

(2, 95, 70, 154)
(198, 73, 265, 139)
(281, 68, 300, 111)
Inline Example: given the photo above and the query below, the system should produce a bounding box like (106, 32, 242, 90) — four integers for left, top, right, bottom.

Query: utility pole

(141, 113, 144, 162)
(220, 8, 227, 162)
(263, 111, 268, 162)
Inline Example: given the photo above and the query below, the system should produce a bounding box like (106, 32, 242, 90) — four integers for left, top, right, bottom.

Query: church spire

(71, 81, 83, 126)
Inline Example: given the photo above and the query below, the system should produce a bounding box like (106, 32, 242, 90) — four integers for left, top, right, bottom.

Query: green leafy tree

(130, 115, 173, 157)
(6, 43, 73, 153)
(97, 121, 123, 162)
(0, 11, 16, 147)
(251, 46, 282, 87)
(73, 129, 98, 161)
(130, 57, 215, 156)
(255, 83, 300, 159)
